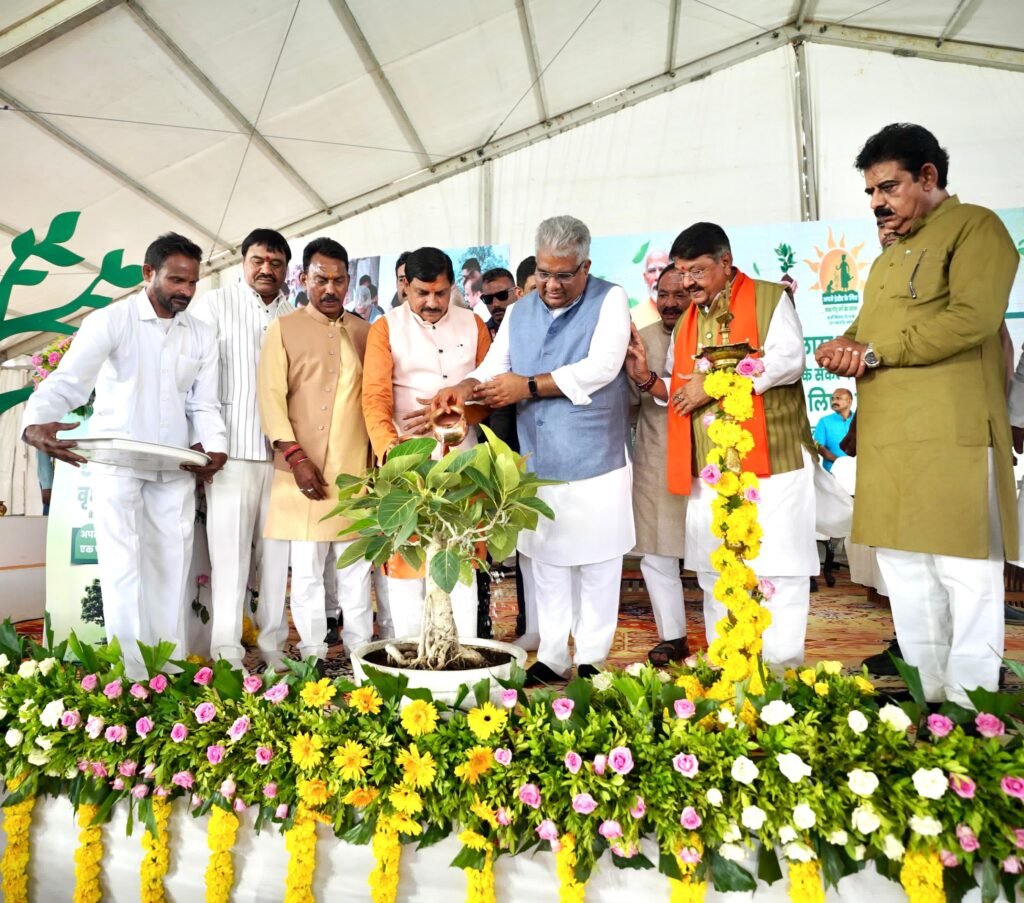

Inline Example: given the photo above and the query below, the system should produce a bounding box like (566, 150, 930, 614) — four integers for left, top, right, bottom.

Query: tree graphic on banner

(0, 211, 142, 414)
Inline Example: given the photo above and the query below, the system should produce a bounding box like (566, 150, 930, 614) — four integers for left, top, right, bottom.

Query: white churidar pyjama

(641, 554, 686, 641)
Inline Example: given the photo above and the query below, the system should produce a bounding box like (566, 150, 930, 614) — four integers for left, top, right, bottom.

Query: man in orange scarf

(626, 222, 818, 668)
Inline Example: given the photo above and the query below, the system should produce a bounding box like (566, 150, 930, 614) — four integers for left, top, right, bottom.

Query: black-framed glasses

(535, 262, 584, 283)
(481, 289, 512, 304)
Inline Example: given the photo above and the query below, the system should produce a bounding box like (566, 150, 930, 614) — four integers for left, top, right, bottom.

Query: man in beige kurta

(630, 267, 689, 665)
(816, 123, 1019, 706)
(257, 237, 372, 667)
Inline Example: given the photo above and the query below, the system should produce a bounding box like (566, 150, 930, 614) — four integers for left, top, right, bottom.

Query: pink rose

(611, 843, 638, 859)
(536, 819, 559, 842)
(135, 716, 154, 738)
(949, 774, 976, 799)
(172, 771, 194, 789)
(494, 747, 512, 767)
(242, 675, 263, 695)
(264, 683, 289, 704)
(757, 579, 776, 599)
(255, 746, 274, 766)
(194, 667, 214, 686)
(743, 487, 762, 503)
(141, 763, 157, 779)
(975, 713, 1005, 738)
(700, 464, 721, 485)
(131, 784, 150, 800)
(496, 807, 511, 827)
(630, 796, 646, 819)
(105, 724, 128, 744)
(170, 723, 188, 743)
(701, 412, 717, 428)
(572, 793, 597, 815)
(275, 804, 289, 819)
(551, 697, 575, 721)
(48, 352, 61, 365)
(680, 806, 702, 830)
(518, 783, 541, 809)
(1014, 829, 1024, 850)
(31, 354, 42, 366)
(227, 716, 250, 742)
(155, 786, 169, 798)
(598, 820, 623, 840)
(220, 778, 236, 799)
(103, 679, 123, 699)
(939, 850, 958, 868)
(118, 760, 137, 777)
(77, 759, 89, 773)
(927, 713, 954, 738)
(1003, 856, 1022, 875)
(263, 783, 278, 798)
(593, 754, 607, 777)
(564, 751, 583, 774)
(674, 699, 696, 719)
(148, 675, 168, 694)
(91, 762, 108, 778)
(61, 710, 81, 729)
(680, 847, 701, 865)
(85, 715, 104, 739)
(956, 825, 979, 853)
(1002, 776, 1024, 800)
(195, 702, 216, 724)
(736, 356, 765, 377)
(500, 689, 518, 709)
(233, 798, 247, 813)
(608, 746, 634, 775)
(112, 778, 125, 791)
(197, 574, 210, 587)
(695, 357, 712, 374)
(673, 753, 699, 778)
(207, 745, 225, 765)
(130, 683, 149, 700)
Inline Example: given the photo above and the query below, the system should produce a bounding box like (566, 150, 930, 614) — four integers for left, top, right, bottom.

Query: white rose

(706, 788, 723, 808)
(911, 767, 947, 801)
(793, 803, 817, 830)
(852, 844, 867, 861)
(625, 662, 645, 677)
(723, 823, 742, 843)
(719, 843, 745, 862)
(38, 657, 57, 676)
(882, 834, 905, 861)
(39, 698, 65, 728)
(777, 752, 812, 784)
(784, 842, 816, 862)
(846, 710, 869, 734)
(65, 766, 79, 780)
(0, 653, 9, 670)
(851, 805, 881, 834)
(0, 707, 7, 720)
(656, 670, 670, 684)
(719, 707, 736, 727)
(779, 826, 798, 844)
(741, 806, 767, 831)
(878, 704, 912, 732)
(34, 736, 52, 750)
(18, 660, 38, 679)
(17, 699, 36, 722)
(27, 751, 50, 766)
(591, 672, 613, 691)
(847, 769, 879, 797)
(827, 830, 848, 845)
(5, 728, 24, 747)
(731, 755, 759, 785)
(909, 815, 942, 837)
(760, 700, 795, 725)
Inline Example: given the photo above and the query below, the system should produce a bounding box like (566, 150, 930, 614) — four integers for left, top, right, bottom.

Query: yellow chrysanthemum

(388, 785, 423, 815)
(466, 702, 508, 741)
(470, 801, 498, 829)
(348, 686, 383, 714)
(297, 777, 332, 807)
(459, 830, 490, 851)
(333, 740, 371, 782)
(290, 732, 325, 770)
(400, 699, 439, 737)
(343, 787, 379, 808)
(454, 746, 493, 785)
(389, 813, 423, 836)
(300, 677, 337, 708)
(395, 744, 437, 789)
(814, 682, 829, 697)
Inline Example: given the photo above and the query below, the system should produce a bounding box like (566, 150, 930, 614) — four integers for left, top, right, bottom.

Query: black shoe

(524, 661, 568, 688)
(315, 658, 333, 678)
(1006, 604, 1024, 624)
(861, 638, 902, 676)
(324, 617, 340, 646)
(577, 663, 600, 680)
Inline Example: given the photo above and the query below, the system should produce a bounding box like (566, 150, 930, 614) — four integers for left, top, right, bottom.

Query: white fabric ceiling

(1, 0, 1023, 350)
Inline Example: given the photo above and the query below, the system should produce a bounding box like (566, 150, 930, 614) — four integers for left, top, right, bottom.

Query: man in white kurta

(188, 229, 293, 669)
(22, 233, 227, 679)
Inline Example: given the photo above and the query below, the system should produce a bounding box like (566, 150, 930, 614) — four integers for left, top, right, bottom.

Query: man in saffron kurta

(627, 222, 817, 669)
(257, 237, 372, 668)
(362, 247, 492, 639)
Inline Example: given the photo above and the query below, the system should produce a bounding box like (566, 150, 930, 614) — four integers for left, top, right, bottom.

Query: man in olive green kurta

(816, 123, 1019, 706)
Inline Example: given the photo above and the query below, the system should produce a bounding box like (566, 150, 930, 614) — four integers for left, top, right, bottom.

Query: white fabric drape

(0, 369, 41, 516)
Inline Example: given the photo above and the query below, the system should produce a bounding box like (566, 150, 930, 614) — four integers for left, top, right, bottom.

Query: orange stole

(666, 271, 771, 495)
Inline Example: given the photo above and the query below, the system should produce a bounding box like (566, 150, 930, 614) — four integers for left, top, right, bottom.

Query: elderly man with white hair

(432, 215, 634, 685)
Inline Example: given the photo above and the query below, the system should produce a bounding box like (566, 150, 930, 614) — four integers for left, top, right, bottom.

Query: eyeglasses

(481, 289, 512, 304)
(676, 265, 713, 282)
(535, 262, 584, 284)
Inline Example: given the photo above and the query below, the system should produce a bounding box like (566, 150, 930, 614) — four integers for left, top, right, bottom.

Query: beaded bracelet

(635, 371, 659, 393)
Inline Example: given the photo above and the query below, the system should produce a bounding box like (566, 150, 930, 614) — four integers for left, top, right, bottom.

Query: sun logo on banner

(804, 228, 866, 306)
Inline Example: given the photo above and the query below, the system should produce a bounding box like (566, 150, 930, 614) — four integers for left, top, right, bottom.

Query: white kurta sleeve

(187, 289, 217, 331)
(467, 302, 515, 383)
(549, 286, 631, 405)
(21, 309, 114, 430)
(186, 327, 228, 454)
(750, 295, 806, 395)
(1010, 349, 1024, 428)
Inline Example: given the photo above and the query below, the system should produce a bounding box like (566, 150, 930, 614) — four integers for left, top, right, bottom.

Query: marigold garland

(464, 848, 496, 903)
(205, 806, 239, 903)
(73, 803, 104, 903)
(284, 804, 328, 903)
(140, 797, 172, 903)
(1, 773, 34, 903)
(556, 833, 586, 903)
(369, 814, 402, 903)
(670, 834, 706, 903)
(787, 859, 825, 903)
(899, 851, 945, 903)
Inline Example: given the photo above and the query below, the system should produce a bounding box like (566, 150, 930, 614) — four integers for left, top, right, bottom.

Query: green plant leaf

(495, 454, 521, 493)
(378, 492, 419, 532)
(336, 535, 374, 569)
(390, 437, 437, 458)
(399, 545, 426, 572)
(66, 630, 100, 673)
(517, 496, 555, 520)
(360, 664, 408, 703)
(450, 845, 487, 870)
(658, 851, 683, 880)
(430, 548, 461, 593)
(943, 863, 977, 903)
(340, 816, 375, 845)
(611, 852, 654, 870)
(44, 211, 81, 245)
(564, 676, 592, 717)
(631, 240, 651, 264)
(757, 845, 783, 884)
(417, 821, 451, 849)
(379, 453, 428, 482)
(709, 852, 757, 892)
(891, 656, 926, 711)
(981, 858, 999, 903)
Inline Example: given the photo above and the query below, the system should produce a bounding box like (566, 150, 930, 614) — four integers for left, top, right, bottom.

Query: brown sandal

(648, 637, 690, 668)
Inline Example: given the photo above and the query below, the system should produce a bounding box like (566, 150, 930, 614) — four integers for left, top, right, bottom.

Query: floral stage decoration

(29, 334, 94, 418)
(2, 353, 1024, 903)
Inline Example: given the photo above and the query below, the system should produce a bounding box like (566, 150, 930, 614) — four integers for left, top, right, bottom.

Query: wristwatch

(863, 344, 880, 369)
(528, 376, 539, 398)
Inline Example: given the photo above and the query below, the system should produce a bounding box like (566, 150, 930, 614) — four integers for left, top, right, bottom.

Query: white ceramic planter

(351, 637, 527, 708)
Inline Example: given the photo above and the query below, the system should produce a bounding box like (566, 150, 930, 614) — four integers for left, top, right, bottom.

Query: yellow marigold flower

(466, 702, 508, 740)
(333, 740, 371, 782)
(675, 674, 704, 700)
(298, 777, 332, 807)
(454, 746, 494, 785)
(470, 801, 498, 829)
(300, 677, 337, 708)
(342, 787, 378, 808)
(854, 676, 875, 695)
(798, 669, 816, 688)
(717, 472, 740, 497)
(814, 682, 829, 697)
(459, 830, 490, 851)
(388, 785, 423, 815)
(396, 744, 437, 789)
(290, 732, 325, 770)
(348, 686, 383, 714)
(400, 699, 439, 737)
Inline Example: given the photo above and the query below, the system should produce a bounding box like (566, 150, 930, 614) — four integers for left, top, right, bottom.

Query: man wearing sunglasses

(480, 267, 520, 336)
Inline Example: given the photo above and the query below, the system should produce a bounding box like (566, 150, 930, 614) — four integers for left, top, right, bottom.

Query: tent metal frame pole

(480, 159, 494, 246)
(937, 0, 984, 44)
(665, 0, 681, 72)
(515, 0, 549, 123)
(0, 0, 122, 69)
(791, 40, 819, 222)
(794, 0, 816, 29)
(124, 1, 329, 212)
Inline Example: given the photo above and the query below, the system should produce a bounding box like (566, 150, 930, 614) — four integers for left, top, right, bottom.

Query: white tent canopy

(1, 0, 1024, 354)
